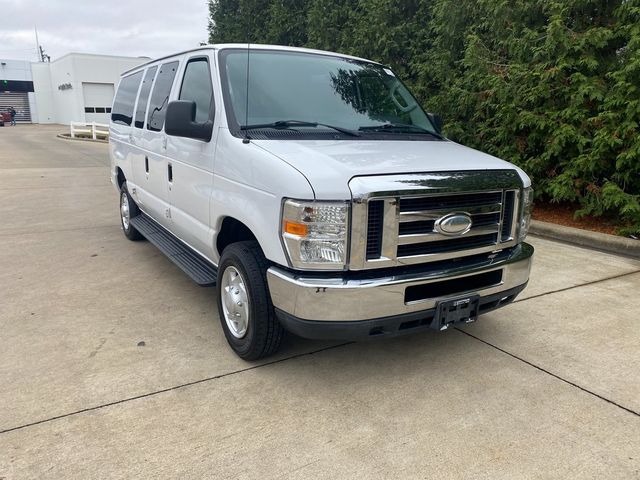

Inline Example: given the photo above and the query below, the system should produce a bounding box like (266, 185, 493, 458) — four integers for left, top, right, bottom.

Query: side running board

(129, 213, 218, 286)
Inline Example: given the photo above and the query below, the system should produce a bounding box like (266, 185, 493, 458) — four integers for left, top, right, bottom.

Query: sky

(0, 0, 210, 62)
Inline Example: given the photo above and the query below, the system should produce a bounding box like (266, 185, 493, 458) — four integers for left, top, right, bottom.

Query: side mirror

(165, 100, 213, 142)
(427, 113, 443, 134)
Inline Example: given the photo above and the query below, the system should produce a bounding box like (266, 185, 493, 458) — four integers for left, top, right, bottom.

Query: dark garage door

(0, 91, 32, 123)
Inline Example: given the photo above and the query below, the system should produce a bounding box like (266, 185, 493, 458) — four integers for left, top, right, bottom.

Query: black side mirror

(427, 113, 443, 134)
(165, 100, 213, 142)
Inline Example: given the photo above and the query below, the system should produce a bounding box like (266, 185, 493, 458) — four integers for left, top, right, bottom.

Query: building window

(86, 106, 112, 114)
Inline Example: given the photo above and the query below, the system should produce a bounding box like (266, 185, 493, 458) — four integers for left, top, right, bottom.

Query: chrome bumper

(267, 243, 533, 322)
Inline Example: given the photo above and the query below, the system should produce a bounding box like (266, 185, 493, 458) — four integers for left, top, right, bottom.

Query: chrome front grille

(349, 171, 522, 270)
(397, 232, 499, 257)
(397, 191, 504, 255)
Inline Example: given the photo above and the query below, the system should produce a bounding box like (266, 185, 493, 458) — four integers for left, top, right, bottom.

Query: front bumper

(267, 242, 533, 339)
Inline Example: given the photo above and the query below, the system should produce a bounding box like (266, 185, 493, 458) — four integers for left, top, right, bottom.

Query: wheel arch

(115, 167, 126, 190)
(216, 216, 259, 259)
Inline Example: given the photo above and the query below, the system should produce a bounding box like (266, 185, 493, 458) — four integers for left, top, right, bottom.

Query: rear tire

(120, 181, 143, 241)
(217, 241, 284, 360)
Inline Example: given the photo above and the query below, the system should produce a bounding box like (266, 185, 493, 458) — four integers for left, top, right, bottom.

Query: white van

(110, 44, 534, 360)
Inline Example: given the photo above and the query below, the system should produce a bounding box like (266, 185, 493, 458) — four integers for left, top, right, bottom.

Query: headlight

(519, 187, 533, 240)
(281, 199, 349, 270)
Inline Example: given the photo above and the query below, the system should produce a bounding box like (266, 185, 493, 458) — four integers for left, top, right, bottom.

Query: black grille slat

(399, 192, 502, 213)
(501, 191, 516, 241)
(399, 220, 435, 235)
(471, 212, 501, 227)
(366, 200, 384, 259)
(397, 234, 498, 257)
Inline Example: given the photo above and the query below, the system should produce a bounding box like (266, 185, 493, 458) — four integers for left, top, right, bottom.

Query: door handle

(167, 163, 173, 183)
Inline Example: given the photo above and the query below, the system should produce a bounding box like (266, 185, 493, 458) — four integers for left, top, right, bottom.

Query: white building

(1, 53, 148, 124)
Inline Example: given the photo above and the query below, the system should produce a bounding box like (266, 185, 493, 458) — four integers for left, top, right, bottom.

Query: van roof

(121, 44, 382, 76)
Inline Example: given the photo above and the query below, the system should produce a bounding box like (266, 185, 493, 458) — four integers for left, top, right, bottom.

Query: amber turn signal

(283, 220, 308, 236)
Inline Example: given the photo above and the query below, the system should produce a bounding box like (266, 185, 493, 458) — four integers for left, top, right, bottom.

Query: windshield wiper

(359, 122, 444, 139)
(241, 120, 361, 137)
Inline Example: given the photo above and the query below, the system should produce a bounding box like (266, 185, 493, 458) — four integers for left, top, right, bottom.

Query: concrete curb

(530, 219, 640, 259)
(56, 133, 108, 144)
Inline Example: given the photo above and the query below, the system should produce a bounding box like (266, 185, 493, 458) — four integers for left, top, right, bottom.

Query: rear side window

(111, 71, 143, 126)
(147, 61, 179, 132)
(179, 58, 213, 123)
(134, 66, 157, 129)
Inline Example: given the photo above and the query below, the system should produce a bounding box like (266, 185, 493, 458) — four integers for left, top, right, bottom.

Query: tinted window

(220, 50, 435, 135)
(147, 61, 178, 132)
(179, 58, 213, 123)
(134, 66, 157, 128)
(111, 71, 143, 126)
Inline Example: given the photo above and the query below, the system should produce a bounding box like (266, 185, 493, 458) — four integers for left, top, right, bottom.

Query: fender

(210, 129, 315, 266)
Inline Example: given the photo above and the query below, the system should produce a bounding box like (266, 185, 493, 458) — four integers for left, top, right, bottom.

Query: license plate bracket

(433, 295, 480, 331)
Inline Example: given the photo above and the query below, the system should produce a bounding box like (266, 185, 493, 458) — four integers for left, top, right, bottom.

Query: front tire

(120, 182, 143, 241)
(217, 241, 284, 360)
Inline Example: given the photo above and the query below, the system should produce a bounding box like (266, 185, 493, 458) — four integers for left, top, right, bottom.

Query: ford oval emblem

(434, 213, 473, 236)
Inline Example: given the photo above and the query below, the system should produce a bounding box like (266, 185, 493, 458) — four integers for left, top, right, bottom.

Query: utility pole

(39, 46, 50, 62)
(34, 26, 50, 62)
(34, 26, 41, 62)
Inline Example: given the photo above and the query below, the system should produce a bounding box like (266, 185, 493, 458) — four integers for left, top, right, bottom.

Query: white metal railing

(70, 121, 109, 140)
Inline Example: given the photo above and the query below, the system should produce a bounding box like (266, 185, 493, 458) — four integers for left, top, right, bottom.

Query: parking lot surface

(1, 125, 639, 479)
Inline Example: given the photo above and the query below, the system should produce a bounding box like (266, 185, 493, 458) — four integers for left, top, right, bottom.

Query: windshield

(219, 49, 437, 138)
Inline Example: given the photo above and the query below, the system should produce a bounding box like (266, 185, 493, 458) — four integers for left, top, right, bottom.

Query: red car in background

(0, 112, 11, 126)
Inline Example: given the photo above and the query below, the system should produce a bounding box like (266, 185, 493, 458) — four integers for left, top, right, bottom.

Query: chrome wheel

(221, 266, 250, 338)
(120, 191, 131, 230)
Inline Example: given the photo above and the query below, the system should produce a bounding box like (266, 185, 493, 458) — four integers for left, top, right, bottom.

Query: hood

(252, 139, 530, 199)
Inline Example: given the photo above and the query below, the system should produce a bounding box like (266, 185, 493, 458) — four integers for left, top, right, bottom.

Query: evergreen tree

(266, 0, 310, 46)
(207, 0, 640, 234)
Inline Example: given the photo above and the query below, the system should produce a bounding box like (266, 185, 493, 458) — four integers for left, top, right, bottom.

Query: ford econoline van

(110, 44, 533, 359)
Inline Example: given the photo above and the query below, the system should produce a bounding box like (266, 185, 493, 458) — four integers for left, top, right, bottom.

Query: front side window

(134, 66, 157, 129)
(111, 71, 143, 126)
(147, 61, 179, 132)
(219, 49, 437, 139)
(179, 58, 213, 123)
